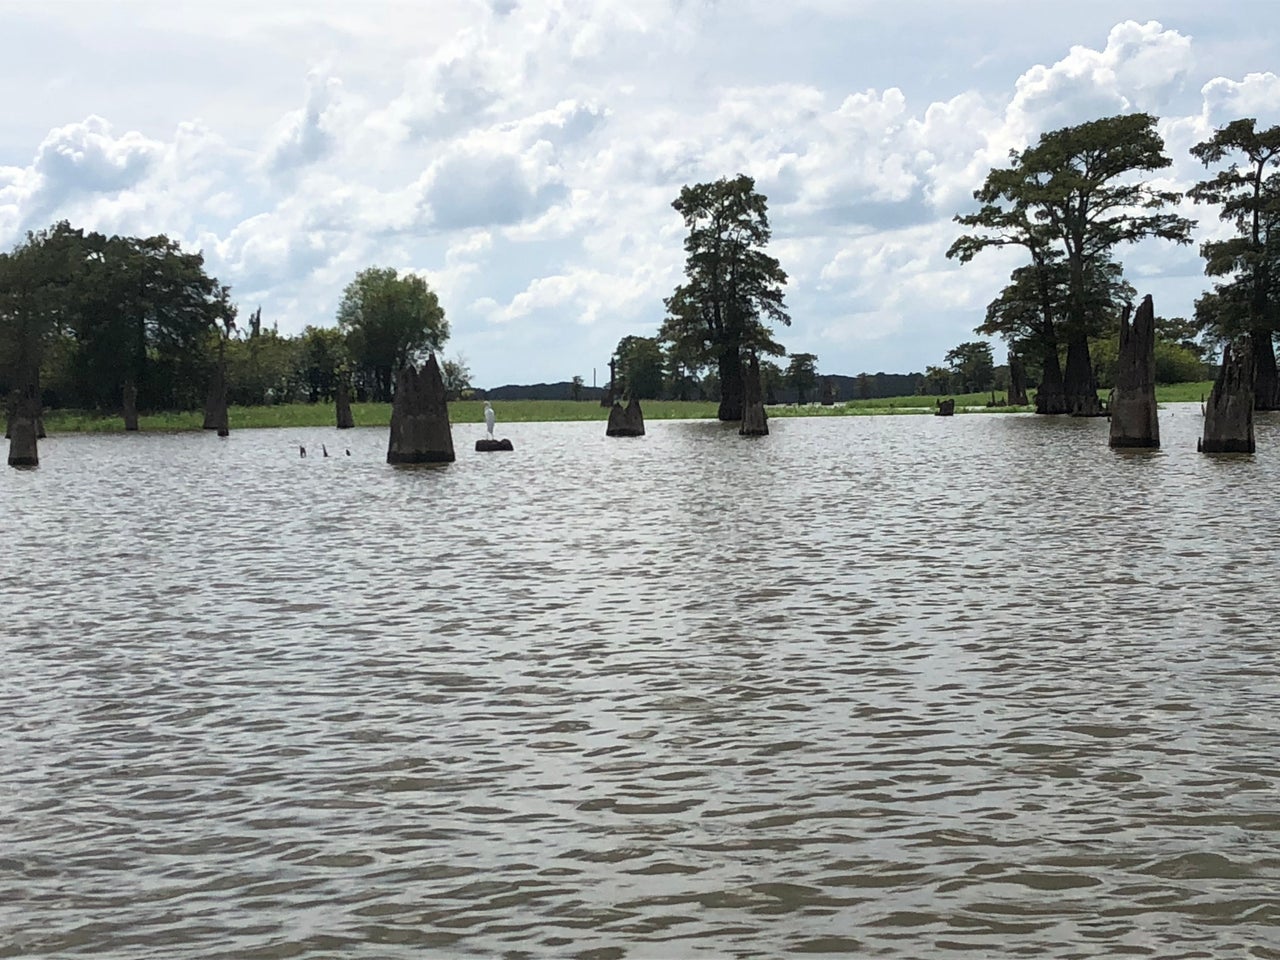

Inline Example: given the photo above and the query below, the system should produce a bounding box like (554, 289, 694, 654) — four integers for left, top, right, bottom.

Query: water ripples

(2, 405, 1279, 957)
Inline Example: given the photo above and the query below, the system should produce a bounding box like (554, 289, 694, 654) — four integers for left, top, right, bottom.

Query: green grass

(39, 382, 1219, 434)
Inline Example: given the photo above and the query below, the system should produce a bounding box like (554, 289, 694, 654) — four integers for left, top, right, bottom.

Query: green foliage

(943, 340, 995, 393)
(226, 329, 304, 405)
(298, 325, 350, 402)
(1, 222, 233, 411)
(337, 266, 448, 401)
(785, 352, 818, 402)
(612, 335, 665, 399)
(1189, 119, 1280, 343)
(441, 354, 472, 400)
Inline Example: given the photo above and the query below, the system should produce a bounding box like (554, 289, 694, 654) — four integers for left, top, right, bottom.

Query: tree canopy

(337, 267, 448, 402)
(951, 113, 1193, 415)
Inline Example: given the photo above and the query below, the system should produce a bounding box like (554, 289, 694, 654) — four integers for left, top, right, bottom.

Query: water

(3, 406, 1279, 958)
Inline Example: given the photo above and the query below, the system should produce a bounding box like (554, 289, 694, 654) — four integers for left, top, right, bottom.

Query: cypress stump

(7, 387, 38, 467)
(335, 380, 355, 429)
(606, 398, 645, 437)
(740, 355, 768, 436)
(935, 398, 955, 416)
(123, 380, 139, 431)
(1109, 295, 1159, 448)
(387, 355, 455, 463)
(1199, 343, 1255, 454)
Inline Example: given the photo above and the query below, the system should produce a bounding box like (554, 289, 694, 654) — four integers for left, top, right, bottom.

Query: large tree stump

(123, 380, 139, 431)
(740, 355, 768, 436)
(1199, 343, 1255, 454)
(935, 398, 955, 416)
(8, 387, 38, 467)
(1109, 295, 1160, 449)
(387, 355, 455, 463)
(335, 380, 355, 429)
(606, 398, 645, 437)
(1008, 353, 1029, 405)
(475, 438, 514, 451)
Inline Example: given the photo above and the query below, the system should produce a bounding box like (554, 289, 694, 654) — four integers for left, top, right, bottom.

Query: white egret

(484, 401, 496, 439)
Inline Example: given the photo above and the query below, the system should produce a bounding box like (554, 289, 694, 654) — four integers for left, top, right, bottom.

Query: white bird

(484, 401, 496, 439)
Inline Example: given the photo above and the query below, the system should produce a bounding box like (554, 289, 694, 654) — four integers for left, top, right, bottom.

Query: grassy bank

(40, 382, 1216, 434)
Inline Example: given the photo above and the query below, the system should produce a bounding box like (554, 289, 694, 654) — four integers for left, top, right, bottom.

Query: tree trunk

(122, 379, 139, 431)
(1200, 342, 1255, 454)
(1250, 328, 1279, 410)
(387, 355, 455, 463)
(717, 348, 744, 422)
(1035, 346, 1068, 414)
(740, 355, 768, 436)
(203, 364, 225, 430)
(335, 380, 355, 429)
(8, 385, 38, 467)
(1008, 354, 1029, 406)
(1109, 296, 1159, 448)
(1062, 333, 1104, 417)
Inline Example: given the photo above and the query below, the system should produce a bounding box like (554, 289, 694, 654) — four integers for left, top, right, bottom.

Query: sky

(3, 1, 1280, 388)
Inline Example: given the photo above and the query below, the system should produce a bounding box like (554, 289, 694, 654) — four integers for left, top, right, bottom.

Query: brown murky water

(2, 405, 1279, 958)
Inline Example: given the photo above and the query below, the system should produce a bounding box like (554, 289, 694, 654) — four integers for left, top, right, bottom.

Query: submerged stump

(606, 398, 645, 437)
(1199, 343, 1255, 454)
(475, 438, 514, 452)
(935, 398, 955, 416)
(7, 388, 38, 467)
(1109, 295, 1160, 449)
(335, 380, 355, 429)
(740, 355, 768, 436)
(387, 355, 455, 463)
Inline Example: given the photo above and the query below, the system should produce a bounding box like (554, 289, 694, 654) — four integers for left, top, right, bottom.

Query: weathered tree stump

(8, 387, 39, 467)
(606, 398, 646, 437)
(387, 355, 455, 463)
(740, 355, 768, 436)
(475, 438, 514, 451)
(203, 367, 227, 431)
(1109, 295, 1160, 449)
(1199, 342, 1255, 454)
(935, 398, 955, 416)
(335, 380, 355, 429)
(1008, 353, 1029, 405)
(123, 380, 139, 431)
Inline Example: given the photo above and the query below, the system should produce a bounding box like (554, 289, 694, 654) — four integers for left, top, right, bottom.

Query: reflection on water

(2, 405, 1279, 958)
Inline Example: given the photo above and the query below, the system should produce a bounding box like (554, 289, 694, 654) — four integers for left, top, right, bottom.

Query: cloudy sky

(3, 1, 1280, 387)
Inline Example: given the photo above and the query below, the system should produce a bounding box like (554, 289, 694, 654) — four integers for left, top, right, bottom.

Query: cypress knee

(1109, 295, 1160, 448)
(387, 355, 455, 463)
(1199, 343, 1255, 454)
